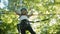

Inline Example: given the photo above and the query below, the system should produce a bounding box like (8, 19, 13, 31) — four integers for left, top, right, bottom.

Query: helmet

(21, 8, 27, 11)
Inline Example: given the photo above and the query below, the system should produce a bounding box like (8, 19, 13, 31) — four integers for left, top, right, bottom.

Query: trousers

(17, 19, 36, 34)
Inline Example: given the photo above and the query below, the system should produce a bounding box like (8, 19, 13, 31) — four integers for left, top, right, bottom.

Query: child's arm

(15, 11, 20, 15)
(28, 14, 34, 17)
(28, 11, 34, 17)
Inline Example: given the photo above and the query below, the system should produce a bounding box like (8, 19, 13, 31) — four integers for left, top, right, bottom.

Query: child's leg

(17, 24, 20, 32)
(20, 20, 26, 34)
(17, 23, 26, 34)
(27, 25, 36, 34)
(20, 28, 26, 34)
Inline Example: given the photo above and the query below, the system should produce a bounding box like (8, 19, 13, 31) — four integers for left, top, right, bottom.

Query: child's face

(21, 10, 27, 15)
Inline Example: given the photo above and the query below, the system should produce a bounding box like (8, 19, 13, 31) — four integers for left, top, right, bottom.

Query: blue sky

(0, 0, 8, 9)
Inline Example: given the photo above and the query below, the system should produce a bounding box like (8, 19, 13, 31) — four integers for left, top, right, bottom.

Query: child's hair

(21, 8, 27, 11)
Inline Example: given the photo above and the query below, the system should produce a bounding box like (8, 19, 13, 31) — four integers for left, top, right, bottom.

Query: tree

(0, 0, 60, 34)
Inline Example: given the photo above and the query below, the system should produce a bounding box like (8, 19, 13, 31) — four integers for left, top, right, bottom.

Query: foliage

(0, 0, 60, 34)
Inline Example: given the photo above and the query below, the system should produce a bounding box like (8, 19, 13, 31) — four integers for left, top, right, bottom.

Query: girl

(15, 8, 36, 34)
